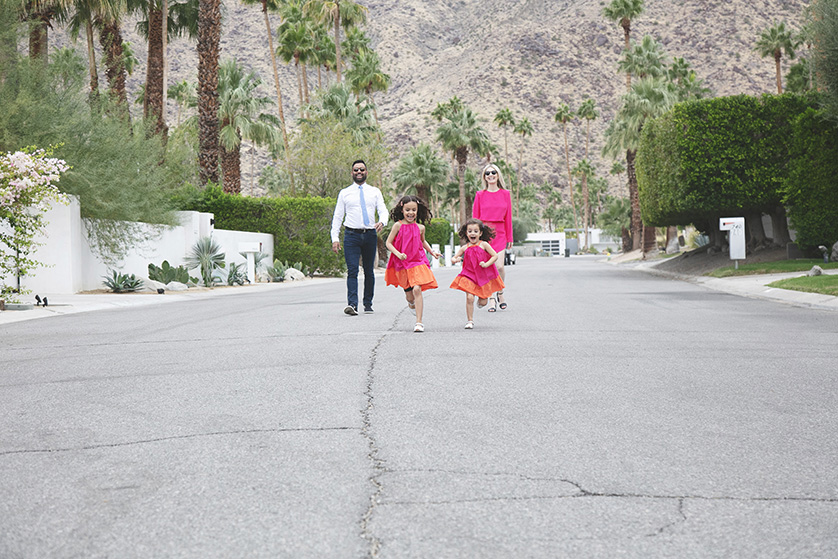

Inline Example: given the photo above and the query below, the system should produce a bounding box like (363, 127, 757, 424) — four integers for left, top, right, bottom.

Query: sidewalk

(0, 277, 342, 326)
(629, 258, 838, 312)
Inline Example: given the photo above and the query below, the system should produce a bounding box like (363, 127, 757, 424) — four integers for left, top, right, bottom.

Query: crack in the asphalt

(0, 426, 357, 456)
(360, 305, 412, 559)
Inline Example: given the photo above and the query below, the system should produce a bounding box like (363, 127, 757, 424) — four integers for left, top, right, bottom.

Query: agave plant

(184, 237, 226, 287)
(102, 270, 145, 293)
(226, 262, 248, 286)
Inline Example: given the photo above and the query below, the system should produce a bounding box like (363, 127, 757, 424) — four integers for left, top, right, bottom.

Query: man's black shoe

(364, 306, 374, 314)
(344, 305, 358, 316)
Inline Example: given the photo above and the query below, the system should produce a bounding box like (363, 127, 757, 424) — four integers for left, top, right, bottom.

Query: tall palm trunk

(774, 52, 783, 94)
(456, 148, 467, 225)
(198, 0, 222, 185)
(144, 5, 168, 136)
(100, 21, 128, 107)
(302, 62, 310, 104)
(516, 142, 524, 218)
(29, 15, 49, 61)
(562, 123, 580, 244)
(627, 149, 642, 251)
(221, 140, 242, 194)
(85, 20, 99, 101)
(622, 19, 631, 91)
(260, 0, 293, 194)
(334, 3, 342, 83)
(294, 58, 304, 107)
(582, 174, 590, 250)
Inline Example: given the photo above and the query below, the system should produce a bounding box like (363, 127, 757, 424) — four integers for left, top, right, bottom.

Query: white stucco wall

(10, 197, 273, 294)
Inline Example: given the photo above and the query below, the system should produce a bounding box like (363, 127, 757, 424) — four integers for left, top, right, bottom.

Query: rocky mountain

(52, 0, 810, 198)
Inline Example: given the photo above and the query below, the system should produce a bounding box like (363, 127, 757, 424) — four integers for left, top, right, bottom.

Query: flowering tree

(0, 147, 69, 302)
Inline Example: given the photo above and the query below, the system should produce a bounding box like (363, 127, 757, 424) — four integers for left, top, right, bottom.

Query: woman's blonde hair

(481, 163, 507, 190)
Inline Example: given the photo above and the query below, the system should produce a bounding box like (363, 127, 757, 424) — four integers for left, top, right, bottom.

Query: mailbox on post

(238, 242, 262, 283)
(719, 217, 745, 268)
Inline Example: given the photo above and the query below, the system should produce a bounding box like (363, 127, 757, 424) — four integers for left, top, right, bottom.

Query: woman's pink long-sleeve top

(472, 189, 513, 252)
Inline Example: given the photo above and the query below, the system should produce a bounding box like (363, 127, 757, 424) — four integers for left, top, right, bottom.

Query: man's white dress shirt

(330, 182, 388, 242)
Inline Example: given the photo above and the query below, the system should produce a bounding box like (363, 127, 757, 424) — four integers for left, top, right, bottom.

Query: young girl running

(450, 218, 505, 329)
(385, 195, 441, 333)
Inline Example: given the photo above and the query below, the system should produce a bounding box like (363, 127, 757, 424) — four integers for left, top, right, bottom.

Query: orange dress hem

(385, 265, 438, 291)
(449, 275, 504, 298)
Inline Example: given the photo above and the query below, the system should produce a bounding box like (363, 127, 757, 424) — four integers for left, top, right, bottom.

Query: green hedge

(173, 185, 344, 275)
(637, 93, 817, 227)
(784, 108, 838, 252)
(425, 218, 453, 246)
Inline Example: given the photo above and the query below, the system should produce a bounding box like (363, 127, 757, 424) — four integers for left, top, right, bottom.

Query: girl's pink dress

(472, 189, 513, 253)
(449, 244, 505, 298)
(385, 222, 438, 291)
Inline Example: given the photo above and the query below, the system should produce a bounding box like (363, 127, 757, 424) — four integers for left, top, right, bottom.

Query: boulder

(166, 281, 189, 291)
(145, 279, 167, 292)
(284, 268, 306, 282)
(832, 241, 838, 262)
(807, 266, 823, 277)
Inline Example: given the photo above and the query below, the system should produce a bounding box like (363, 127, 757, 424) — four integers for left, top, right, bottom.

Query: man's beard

(353, 175, 365, 184)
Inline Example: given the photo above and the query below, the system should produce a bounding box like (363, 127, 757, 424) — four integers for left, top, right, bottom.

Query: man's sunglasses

(353, 168, 366, 172)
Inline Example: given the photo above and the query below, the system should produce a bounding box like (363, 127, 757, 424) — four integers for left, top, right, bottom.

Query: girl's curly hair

(458, 218, 496, 243)
(389, 195, 433, 224)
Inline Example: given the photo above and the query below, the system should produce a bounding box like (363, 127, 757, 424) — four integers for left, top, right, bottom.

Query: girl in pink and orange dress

(385, 195, 441, 333)
(472, 163, 513, 312)
(450, 218, 505, 330)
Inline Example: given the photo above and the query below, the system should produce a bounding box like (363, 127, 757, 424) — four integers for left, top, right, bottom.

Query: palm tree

(618, 34, 666, 82)
(667, 56, 710, 101)
(136, 0, 198, 135)
(344, 48, 390, 125)
(240, 0, 291, 159)
(577, 98, 598, 159)
(493, 107, 515, 163)
(602, 0, 645, 90)
(341, 25, 369, 62)
(393, 143, 450, 212)
(309, 22, 334, 89)
(167, 79, 195, 125)
(435, 107, 491, 225)
(573, 159, 595, 250)
(755, 21, 798, 94)
(554, 103, 580, 240)
(63, 0, 101, 99)
(197, 0, 222, 185)
(303, 0, 366, 84)
(603, 76, 678, 252)
(19, 0, 65, 61)
(277, 3, 314, 107)
(217, 59, 282, 194)
(305, 83, 377, 142)
(513, 116, 533, 217)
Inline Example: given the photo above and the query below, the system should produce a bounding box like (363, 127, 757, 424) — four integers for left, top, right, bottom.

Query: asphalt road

(2, 257, 837, 558)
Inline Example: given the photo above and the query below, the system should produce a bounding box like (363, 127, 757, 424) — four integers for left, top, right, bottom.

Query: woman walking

(472, 163, 513, 312)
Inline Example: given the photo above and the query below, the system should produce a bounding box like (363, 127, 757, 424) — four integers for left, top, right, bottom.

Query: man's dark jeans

(344, 229, 377, 309)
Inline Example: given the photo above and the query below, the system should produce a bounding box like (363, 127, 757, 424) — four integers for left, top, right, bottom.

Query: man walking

(331, 160, 388, 315)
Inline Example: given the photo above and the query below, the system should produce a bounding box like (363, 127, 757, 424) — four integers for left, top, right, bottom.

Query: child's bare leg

(405, 288, 415, 306)
(466, 293, 475, 322)
(413, 285, 424, 324)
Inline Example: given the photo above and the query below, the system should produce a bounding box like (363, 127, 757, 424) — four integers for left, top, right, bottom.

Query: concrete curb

(624, 258, 838, 312)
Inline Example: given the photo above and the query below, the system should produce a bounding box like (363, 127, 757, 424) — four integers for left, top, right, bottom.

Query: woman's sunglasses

(484, 170, 498, 176)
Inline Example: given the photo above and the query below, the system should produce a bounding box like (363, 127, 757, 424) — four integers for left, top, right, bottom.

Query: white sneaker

(464, 321, 474, 329)
(413, 323, 424, 333)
